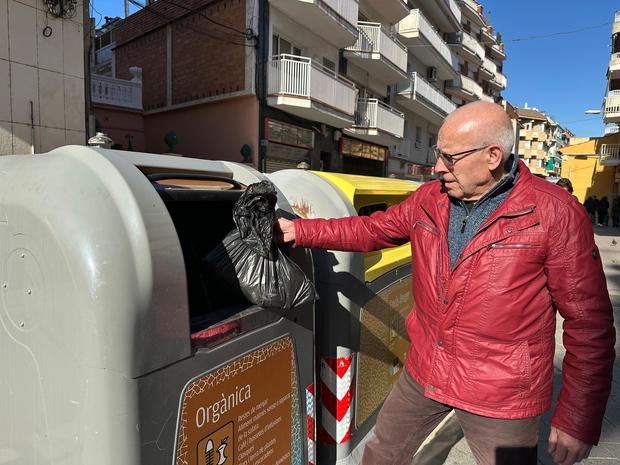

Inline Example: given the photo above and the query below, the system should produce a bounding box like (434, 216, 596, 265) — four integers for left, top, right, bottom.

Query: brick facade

(114, 0, 248, 111)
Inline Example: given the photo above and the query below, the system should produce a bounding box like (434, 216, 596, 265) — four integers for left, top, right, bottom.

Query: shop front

(340, 136, 387, 177)
(264, 119, 314, 173)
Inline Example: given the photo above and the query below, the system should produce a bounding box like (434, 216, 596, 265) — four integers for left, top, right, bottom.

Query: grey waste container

(0, 146, 315, 465)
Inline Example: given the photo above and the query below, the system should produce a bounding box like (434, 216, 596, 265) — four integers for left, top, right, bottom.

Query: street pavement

(410, 225, 620, 465)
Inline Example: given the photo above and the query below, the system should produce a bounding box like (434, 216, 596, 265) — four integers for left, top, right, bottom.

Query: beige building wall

(0, 0, 86, 155)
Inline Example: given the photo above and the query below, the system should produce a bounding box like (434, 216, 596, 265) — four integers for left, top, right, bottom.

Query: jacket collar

(420, 159, 536, 225)
(420, 161, 539, 270)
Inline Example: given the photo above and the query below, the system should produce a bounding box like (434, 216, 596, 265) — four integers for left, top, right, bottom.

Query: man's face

(435, 127, 497, 201)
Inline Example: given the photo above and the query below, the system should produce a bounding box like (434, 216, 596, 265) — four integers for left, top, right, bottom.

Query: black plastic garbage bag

(204, 181, 317, 309)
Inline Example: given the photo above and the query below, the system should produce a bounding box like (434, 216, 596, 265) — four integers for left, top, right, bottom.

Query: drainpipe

(256, 0, 269, 172)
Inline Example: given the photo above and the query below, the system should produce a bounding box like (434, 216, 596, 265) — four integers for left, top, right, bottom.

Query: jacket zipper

(486, 243, 538, 250)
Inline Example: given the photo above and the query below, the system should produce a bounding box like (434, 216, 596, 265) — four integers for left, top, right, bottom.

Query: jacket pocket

(464, 338, 532, 406)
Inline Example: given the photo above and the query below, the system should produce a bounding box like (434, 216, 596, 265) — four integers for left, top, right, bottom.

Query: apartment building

(389, 0, 506, 179)
(92, 0, 507, 178)
(599, 10, 620, 174)
(604, 10, 620, 129)
(515, 106, 570, 178)
(1, 0, 88, 154)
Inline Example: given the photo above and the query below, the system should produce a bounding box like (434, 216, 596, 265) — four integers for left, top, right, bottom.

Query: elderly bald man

(275, 102, 615, 465)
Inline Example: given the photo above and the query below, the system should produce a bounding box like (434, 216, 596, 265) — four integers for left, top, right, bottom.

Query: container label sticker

(175, 338, 294, 465)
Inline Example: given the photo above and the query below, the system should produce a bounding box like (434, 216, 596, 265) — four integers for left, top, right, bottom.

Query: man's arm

(275, 193, 417, 252)
(544, 199, 616, 452)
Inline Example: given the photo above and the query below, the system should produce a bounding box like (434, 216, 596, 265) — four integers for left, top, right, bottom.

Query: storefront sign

(340, 137, 387, 162)
(407, 163, 433, 176)
(175, 338, 295, 465)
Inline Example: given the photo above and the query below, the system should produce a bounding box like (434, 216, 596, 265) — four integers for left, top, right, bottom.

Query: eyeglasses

(432, 145, 489, 168)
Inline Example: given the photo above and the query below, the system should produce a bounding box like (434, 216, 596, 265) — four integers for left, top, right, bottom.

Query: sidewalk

(413, 226, 620, 465)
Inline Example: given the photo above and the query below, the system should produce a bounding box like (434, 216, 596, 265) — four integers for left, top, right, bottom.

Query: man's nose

(434, 155, 448, 174)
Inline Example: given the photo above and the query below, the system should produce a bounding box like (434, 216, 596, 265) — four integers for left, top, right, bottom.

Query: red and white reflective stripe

(306, 384, 316, 465)
(319, 355, 353, 444)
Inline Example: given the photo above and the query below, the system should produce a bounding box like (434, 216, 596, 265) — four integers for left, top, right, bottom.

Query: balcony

(605, 125, 619, 135)
(413, 0, 461, 32)
(609, 52, 620, 79)
(489, 72, 507, 90)
(360, 0, 409, 24)
(600, 144, 620, 165)
(345, 98, 405, 145)
(445, 74, 482, 102)
(459, 0, 486, 27)
(614, 11, 620, 35)
(344, 22, 407, 86)
(398, 10, 458, 80)
(523, 130, 546, 140)
(480, 26, 497, 45)
(396, 72, 457, 125)
(95, 42, 114, 65)
(268, 0, 358, 48)
(604, 92, 620, 124)
(487, 42, 507, 61)
(267, 54, 358, 128)
(449, 30, 484, 64)
(479, 56, 496, 80)
(91, 74, 142, 110)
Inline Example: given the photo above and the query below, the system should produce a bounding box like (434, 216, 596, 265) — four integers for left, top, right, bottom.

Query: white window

(538, 142, 543, 150)
(524, 140, 532, 149)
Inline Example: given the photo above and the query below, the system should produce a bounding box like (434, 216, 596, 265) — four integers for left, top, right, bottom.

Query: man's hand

(548, 426, 592, 465)
(274, 218, 296, 244)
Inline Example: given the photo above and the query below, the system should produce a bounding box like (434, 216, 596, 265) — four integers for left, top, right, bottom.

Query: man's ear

(487, 145, 504, 170)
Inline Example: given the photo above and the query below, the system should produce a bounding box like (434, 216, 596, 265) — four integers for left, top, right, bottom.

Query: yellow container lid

(313, 171, 420, 282)
(313, 172, 420, 208)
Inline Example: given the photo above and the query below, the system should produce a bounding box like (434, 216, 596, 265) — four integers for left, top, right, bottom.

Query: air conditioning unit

(427, 67, 438, 82)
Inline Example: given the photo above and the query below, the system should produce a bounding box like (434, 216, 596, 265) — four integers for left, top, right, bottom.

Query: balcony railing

(460, 0, 485, 25)
(482, 56, 497, 75)
(398, 10, 455, 68)
(610, 52, 620, 72)
(605, 125, 620, 135)
(444, 0, 462, 24)
(346, 22, 407, 73)
(322, 0, 358, 27)
(449, 74, 482, 99)
(91, 74, 142, 110)
(490, 72, 507, 89)
(604, 94, 620, 120)
(399, 72, 457, 116)
(353, 98, 404, 138)
(600, 144, 620, 162)
(461, 30, 485, 60)
(95, 42, 114, 64)
(268, 54, 357, 117)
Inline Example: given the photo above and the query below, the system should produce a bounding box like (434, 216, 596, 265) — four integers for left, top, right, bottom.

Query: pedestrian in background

(612, 195, 620, 227)
(556, 178, 578, 201)
(584, 196, 596, 222)
(598, 196, 610, 227)
(276, 102, 615, 465)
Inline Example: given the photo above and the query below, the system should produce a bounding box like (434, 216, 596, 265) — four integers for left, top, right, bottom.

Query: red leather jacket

(294, 162, 615, 444)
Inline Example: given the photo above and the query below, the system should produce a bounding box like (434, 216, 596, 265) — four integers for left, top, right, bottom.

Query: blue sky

(91, 0, 617, 137)
(484, 0, 615, 137)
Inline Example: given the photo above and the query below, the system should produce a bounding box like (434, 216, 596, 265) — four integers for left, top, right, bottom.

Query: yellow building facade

(560, 135, 620, 203)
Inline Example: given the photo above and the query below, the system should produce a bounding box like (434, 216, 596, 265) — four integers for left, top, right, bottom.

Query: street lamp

(585, 110, 602, 115)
